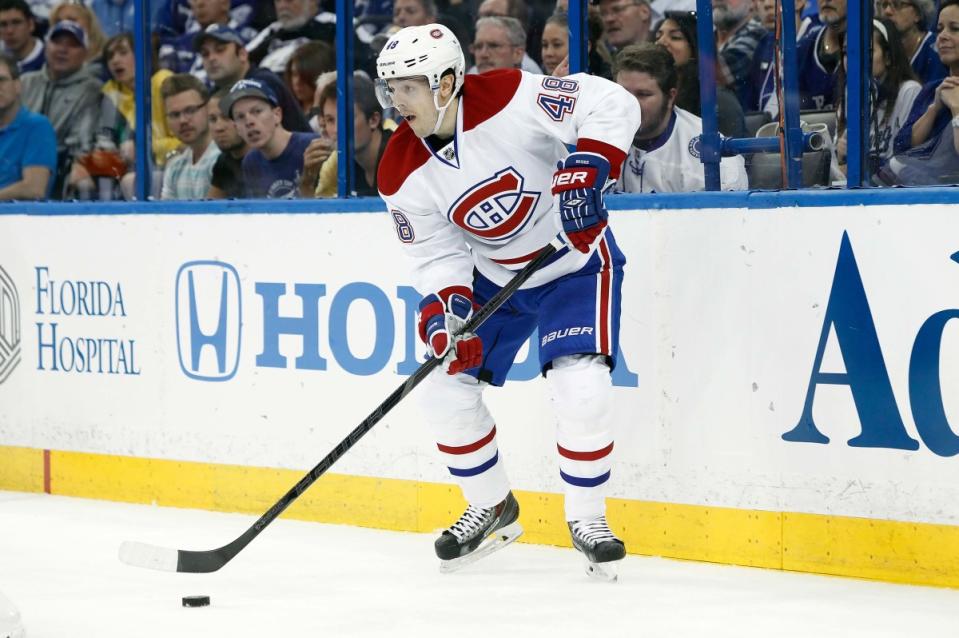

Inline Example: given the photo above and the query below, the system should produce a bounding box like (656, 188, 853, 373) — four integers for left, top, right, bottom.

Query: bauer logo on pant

(0, 265, 20, 385)
(175, 260, 242, 382)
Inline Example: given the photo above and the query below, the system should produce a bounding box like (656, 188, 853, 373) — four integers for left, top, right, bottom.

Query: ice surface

(2, 490, 958, 637)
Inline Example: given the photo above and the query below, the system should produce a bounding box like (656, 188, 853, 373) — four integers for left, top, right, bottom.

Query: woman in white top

(832, 18, 922, 181)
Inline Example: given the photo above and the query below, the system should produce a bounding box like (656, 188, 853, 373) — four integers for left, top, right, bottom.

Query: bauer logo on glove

(418, 288, 483, 374)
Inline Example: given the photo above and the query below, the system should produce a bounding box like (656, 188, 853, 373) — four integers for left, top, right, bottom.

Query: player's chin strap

(430, 89, 457, 136)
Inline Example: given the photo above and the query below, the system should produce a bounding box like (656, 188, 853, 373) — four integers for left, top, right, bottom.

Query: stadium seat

(799, 110, 838, 139)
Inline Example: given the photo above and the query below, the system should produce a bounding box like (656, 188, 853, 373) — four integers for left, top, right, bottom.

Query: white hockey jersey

(377, 69, 641, 294)
(617, 107, 749, 194)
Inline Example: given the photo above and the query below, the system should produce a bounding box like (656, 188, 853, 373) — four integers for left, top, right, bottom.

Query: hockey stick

(119, 238, 562, 573)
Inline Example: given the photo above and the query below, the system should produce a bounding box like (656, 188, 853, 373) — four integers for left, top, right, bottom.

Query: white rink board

(1, 206, 958, 525)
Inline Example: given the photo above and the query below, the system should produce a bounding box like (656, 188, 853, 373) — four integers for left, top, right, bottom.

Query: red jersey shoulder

(462, 69, 523, 132)
(377, 120, 430, 197)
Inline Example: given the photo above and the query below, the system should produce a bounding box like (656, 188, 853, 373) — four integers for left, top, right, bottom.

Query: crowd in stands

(0, 0, 953, 200)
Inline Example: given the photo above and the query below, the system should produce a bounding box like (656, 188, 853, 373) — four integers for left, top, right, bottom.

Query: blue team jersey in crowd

(797, 25, 838, 111)
(0, 106, 57, 195)
(242, 131, 317, 198)
(912, 32, 947, 85)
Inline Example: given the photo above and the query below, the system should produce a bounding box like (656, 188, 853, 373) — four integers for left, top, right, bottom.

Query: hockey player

(374, 24, 641, 579)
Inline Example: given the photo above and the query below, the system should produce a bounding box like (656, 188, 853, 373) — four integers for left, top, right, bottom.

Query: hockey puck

(182, 595, 210, 608)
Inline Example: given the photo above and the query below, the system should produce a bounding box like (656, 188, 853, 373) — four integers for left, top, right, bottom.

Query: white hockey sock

(419, 368, 510, 509)
(547, 354, 615, 522)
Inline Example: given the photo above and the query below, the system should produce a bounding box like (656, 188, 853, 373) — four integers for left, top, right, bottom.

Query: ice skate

(435, 492, 523, 573)
(568, 516, 625, 582)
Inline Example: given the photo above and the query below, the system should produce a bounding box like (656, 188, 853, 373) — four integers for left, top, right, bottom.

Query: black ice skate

(568, 516, 626, 582)
(435, 492, 523, 573)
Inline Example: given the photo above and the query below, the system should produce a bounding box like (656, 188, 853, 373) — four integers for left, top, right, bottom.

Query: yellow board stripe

(2, 445, 958, 588)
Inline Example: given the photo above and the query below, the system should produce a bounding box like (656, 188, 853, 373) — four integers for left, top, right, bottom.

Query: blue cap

(46, 20, 88, 49)
(220, 78, 279, 117)
(193, 23, 246, 52)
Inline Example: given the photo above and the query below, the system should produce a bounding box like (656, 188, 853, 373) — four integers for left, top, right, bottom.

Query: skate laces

(448, 504, 494, 542)
(570, 516, 617, 548)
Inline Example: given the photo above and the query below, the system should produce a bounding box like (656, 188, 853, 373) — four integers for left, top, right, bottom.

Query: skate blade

(438, 521, 523, 574)
(582, 556, 620, 582)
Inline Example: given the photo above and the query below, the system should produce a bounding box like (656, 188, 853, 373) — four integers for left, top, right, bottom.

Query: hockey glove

(551, 152, 611, 253)
(418, 288, 483, 375)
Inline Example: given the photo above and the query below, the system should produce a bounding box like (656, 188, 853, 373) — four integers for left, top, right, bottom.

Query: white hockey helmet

(375, 23, 465, 130)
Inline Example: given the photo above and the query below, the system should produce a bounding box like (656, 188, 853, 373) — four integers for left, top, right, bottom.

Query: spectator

(195, 23, 312, 133)
(153, 0, 260, 41)
(158, 0, 254, 77)
(753, 0, 820, 115)
(20, 20, 102, 199)
(0, 51, 56, 199)
(221, 77, 316, 198)
(831, 18, 920, 181)
(714, 0, 768, 110)
(300, 73, 394, 197)
(613, 43, 747, 192)
(49, 2, 106, 65)
(596, 0, 652, 54)
(653, 11, 746, 138)
(87, 0, 135, 38)
(477, 0, 544, 67)
(469, 16, 538, 74)
(883, 0, 959, 184)
(793, 0, 845, 111)
(0, 0, 43, 73)
(284, 40, 335, 115)
(68, 33, 179, 200)
(206, 86, 248, 198)
(392, 0, 436, 28)
(545, 9, 614, 79)
(160, 73, 220, 199)
(246, 0, 375, 76)
(880, 0, 946, 84)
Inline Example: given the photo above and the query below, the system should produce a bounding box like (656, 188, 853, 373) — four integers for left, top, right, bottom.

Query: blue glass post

(846, 1, 870, 187)
(335, 0, 355, 197)
(780, 0, 803, 188)
(568, 0, 588, 74)
(133, 0, 152, 200)
(696, 0, 721, 190)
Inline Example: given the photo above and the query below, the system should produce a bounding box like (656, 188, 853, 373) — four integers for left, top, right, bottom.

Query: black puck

(182, 595, 211, 607)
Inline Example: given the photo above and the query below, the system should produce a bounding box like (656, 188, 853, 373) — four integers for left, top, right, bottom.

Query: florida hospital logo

(0, 265, 20, 384)
(447, 167, 540, 242)
(175, 260, 242, 381)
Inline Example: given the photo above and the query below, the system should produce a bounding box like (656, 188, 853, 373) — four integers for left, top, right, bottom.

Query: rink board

(2, 205, 959, 587)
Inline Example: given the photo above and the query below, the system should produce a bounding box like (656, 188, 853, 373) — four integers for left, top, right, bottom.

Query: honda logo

(175, 260, 242, 381)
(0, 265, 20, 384)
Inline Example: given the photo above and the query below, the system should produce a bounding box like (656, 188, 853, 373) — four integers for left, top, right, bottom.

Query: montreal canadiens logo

(447, 168, 540, 242)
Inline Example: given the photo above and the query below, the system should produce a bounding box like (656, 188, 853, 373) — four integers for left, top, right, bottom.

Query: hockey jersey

(617, 108, 748, 194)
(377, 69, 641, 294)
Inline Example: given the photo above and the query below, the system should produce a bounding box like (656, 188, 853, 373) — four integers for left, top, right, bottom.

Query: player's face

(231, 97, 281, 149)
(471, 24, 524, 74)
(385, 77, 437, 137)
(393, 0, 432, 27)
(200, 40, 246, 86)
(165, 90, 210, 145)
(654, 19, 693, 66)
(616, 70, 673, 140)
(817, 0, 847, 26)
(541, 21, 568, 75)
(937, 5, 959, 67)
(0, 9, 32, 52)
(208, 97, 245, 152)
(599, 0, 651, 49)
